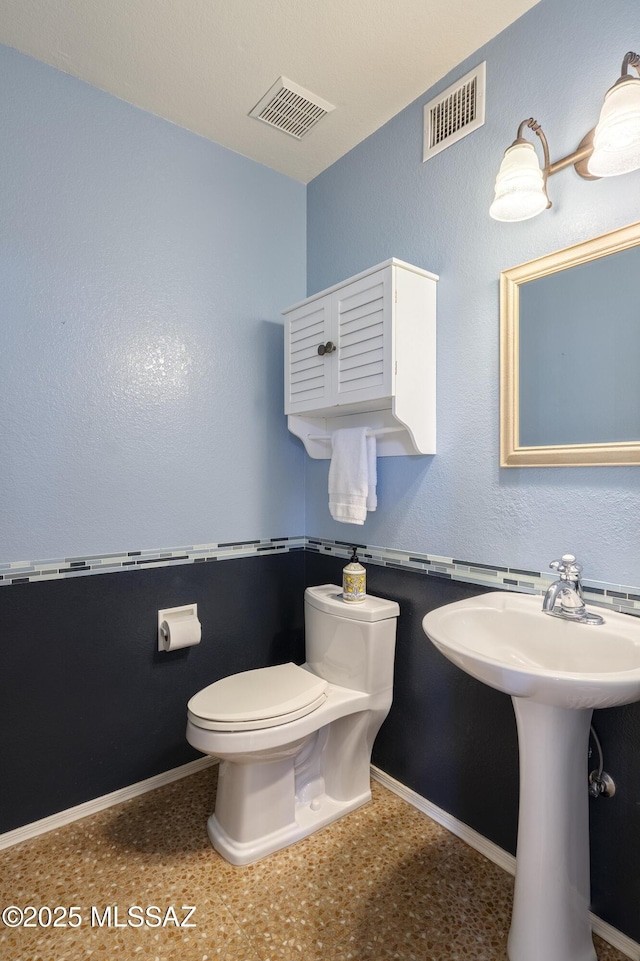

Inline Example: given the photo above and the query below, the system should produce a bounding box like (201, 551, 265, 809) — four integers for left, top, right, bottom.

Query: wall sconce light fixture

(490, 51, 640, 222)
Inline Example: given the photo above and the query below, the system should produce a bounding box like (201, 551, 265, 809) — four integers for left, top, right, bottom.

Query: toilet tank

(304, 584, 400, 694)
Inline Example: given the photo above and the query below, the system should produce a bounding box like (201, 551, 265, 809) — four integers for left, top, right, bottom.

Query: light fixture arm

(621, 50, 640, 78)
(547, 131, 596, 179)
(516, 118, 550, 169)
(512, 118, 552, 207)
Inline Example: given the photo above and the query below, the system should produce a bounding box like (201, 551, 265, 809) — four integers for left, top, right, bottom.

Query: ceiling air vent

(249, 76, 335, 140)
(423, 62, 486, 162)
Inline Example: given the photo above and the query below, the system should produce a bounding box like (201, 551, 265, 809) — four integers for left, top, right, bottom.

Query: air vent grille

(423, 63, 486, 162)
(250, 77, 335, 140)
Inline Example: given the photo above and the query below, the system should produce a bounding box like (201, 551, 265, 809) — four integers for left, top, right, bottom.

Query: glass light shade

(489, 142, 548, 222)
(588, 77, 640, 177)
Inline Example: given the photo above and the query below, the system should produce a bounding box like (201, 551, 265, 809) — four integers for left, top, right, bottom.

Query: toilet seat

(187, 662, 328, 732)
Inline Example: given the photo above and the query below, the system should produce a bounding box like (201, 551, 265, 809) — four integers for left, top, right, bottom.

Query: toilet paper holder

(158, 604, 202, 652)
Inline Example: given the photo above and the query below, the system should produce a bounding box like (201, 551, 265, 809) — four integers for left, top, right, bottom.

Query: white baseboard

(371, 766, 640, 961)
(0, 755, 218, 851)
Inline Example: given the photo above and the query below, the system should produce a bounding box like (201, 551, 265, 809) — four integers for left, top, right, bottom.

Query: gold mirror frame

(500, 220, 640, 467)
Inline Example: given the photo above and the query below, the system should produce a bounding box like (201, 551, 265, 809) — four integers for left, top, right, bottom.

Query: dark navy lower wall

(2, 546, 640, 944)
(0, 551, 304, 833)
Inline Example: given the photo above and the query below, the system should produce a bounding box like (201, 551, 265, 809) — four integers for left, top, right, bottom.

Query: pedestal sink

(422, 591, 640, 961)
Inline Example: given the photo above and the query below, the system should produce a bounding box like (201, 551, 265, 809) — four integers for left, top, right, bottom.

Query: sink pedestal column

(508, 699, 596, 961)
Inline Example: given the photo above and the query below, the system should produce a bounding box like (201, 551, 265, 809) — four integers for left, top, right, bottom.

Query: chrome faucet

(542, 554, 605, 625)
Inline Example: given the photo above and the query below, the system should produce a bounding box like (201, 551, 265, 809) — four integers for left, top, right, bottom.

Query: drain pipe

(588, 724, 616, 798)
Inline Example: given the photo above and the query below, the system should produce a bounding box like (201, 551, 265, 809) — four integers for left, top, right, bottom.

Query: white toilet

(186, 584, 399, 865)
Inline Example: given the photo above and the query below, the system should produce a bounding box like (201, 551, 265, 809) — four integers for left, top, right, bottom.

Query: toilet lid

(187, 662, 328, 732)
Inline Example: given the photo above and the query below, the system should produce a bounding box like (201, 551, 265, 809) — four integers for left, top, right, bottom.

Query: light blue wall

(306, 0, 640, 586)
(3, 0, 639, 586)
(0, 45, 306, 563)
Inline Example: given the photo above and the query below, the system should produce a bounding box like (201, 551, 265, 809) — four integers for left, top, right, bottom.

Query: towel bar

(307, 427, 404, 441)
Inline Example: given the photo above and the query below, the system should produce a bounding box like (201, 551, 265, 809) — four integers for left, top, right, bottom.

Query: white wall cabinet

(283, 259, 437, 458)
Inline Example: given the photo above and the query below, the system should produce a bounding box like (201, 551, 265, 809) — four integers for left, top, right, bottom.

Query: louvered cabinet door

(334, 269, 393, 407)
(284, 295, 333, 414)
(284, 259, 436, 456)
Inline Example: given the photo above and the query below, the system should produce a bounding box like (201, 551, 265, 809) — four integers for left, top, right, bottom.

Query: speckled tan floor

(0, 766, 629, 961)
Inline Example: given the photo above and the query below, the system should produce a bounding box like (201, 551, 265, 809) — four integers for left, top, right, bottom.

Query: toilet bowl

(186, 584, 399, 865)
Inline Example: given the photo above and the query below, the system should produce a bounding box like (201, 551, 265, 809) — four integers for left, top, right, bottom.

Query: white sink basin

(422, 590, 640, 709)
(423, 589, 640, 961)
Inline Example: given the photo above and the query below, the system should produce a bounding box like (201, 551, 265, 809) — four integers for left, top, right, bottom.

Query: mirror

(500, 220, 640, 466)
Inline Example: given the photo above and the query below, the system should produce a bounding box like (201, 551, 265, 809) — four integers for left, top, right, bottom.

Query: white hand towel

(328, 427, 377, 524)
(366, 435, 377, 511)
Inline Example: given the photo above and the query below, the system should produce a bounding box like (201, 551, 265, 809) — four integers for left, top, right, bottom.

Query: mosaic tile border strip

(0, 536, 306, 586)
(2, 534, 639, 614)
(308, 537, 640, 617)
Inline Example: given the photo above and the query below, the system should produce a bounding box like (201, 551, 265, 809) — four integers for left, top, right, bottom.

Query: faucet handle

(550, 554, 583, 580)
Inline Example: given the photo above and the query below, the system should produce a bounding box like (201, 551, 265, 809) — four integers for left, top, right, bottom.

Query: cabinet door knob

(317, 341, 336, 356)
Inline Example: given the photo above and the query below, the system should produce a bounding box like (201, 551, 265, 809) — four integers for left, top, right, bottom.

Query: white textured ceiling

(0, 0, 539, 183)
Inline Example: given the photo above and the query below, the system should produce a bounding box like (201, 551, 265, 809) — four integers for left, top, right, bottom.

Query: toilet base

(208, 788, 371, 866)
